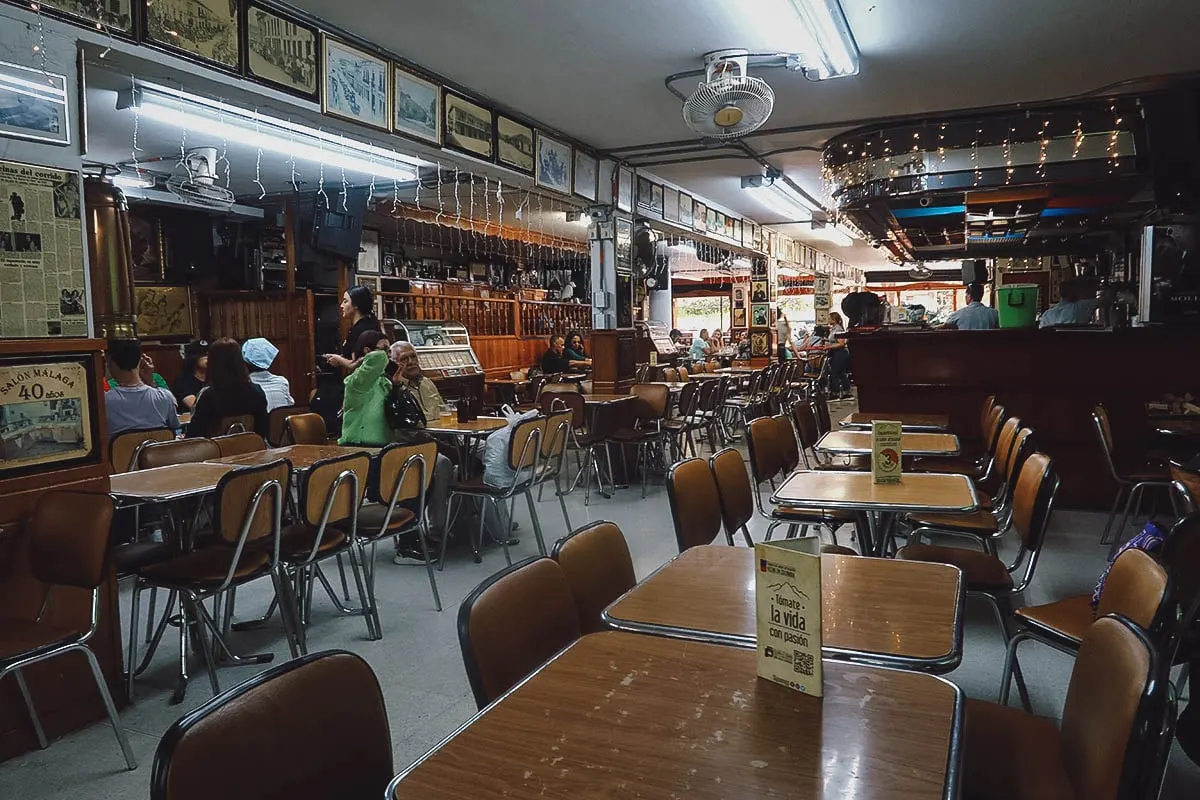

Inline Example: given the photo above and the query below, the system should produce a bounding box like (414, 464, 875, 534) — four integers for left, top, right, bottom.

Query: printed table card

(755, 537, 823, 697)
(872, 419, 903, 484)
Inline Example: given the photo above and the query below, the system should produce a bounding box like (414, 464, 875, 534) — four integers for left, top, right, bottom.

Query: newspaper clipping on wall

(0, 360, 93, 473)
(0, 160, 87, 338)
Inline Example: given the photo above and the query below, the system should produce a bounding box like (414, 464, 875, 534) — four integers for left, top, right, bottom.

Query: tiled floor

(2, 404, 1198, 798)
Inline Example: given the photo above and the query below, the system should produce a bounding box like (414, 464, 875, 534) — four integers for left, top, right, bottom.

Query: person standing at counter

(1039, 278, 1098, 327)
(942, 283, 999, 330)
(172, 339, 208, 411)
(323, 285, 382, 371)
(186, 338, 269, 439)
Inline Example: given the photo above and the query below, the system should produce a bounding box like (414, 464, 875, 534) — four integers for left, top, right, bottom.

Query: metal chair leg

(1109, 484, 1143, 558)
(1100, 484, 1127, 545)
(126, 579, 142, 702)
(524, 489, 547, 556)
(984, 594, 1032, 712)
(79, 647, 138, 770)
(414, 520, 443, 611)
(998, 632, 1028, 706)
(13, 669, 48, 748)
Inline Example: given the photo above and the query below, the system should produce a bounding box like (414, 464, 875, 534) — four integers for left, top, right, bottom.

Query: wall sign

(0, 358, 95, 474)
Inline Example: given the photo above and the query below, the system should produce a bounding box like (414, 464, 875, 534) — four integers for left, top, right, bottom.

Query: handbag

(384, 384, 430, 444)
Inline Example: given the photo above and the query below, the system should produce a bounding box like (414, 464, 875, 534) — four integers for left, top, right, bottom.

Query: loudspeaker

(961, 259, 988, 285)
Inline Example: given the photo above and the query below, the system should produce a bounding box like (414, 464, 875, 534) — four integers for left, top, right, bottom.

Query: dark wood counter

(846, 327, 1200, 509)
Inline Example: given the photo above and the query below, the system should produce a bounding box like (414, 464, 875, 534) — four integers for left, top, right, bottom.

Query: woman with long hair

(563, 330, 592, 368)
(322, 285, 381, 371)
(186, 338, 269, 439)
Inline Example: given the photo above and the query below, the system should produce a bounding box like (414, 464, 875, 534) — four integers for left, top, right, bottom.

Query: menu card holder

(871, 420, 903, 485)
(755, 536, 823, 698)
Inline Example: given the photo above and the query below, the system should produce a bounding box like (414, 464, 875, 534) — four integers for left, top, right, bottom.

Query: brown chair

(212, 431, 267, 457)
(666, 457, 725, 551)
(0, 492, 136, 769)
(150, 650, 392, 800)
(607, 383, 670, 498)
(1094, 403, 1172, 551)
(708, 447, 758, 547)
(138, 437, 221, 469)
(284, 412, 328, 446)
(110, 427, 175, 474)
(676, 366, 690, 382)
(914, 400, 1007, 479)
(662, 367, 679, 381)
(552, 521, 636, 634)
(215, 414, 255, 435)
(267, 404, 309, 447)
(998, 548, 1170, 710)
(533, 410, 575, 532)
(961, 614, 1165, 800)
(663, 381, 701, 460)
(457, 556, 581, 708)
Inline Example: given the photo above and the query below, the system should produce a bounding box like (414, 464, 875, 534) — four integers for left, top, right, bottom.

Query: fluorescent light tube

(789, 0, 859, 78)
(742, 179, 815, 222)
(807, 223, 854, 246)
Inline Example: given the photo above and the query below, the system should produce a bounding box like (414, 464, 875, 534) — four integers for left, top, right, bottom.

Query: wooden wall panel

(199, 291, 316, 403)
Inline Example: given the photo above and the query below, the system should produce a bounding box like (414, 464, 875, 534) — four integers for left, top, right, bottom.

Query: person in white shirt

(105, 339, 179, 435)
(775, 310, 793, 363)
(242, 337, 294, 412)
(1039, 279, 1098, 328)
(943, 283, 999, 330)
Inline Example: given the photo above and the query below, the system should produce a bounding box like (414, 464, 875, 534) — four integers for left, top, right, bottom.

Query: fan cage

(683, 75, 775, 140)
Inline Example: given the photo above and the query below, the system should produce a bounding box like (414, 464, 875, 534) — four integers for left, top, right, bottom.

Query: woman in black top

(186, 338, 269, 439)
(323, 285, 381, 371)
(172, 339, 209, 411)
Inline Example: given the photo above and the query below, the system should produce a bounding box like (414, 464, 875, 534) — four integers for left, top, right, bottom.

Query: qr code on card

(793, 650, 814, 676)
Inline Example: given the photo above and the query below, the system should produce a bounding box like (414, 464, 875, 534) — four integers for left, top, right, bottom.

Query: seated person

(390, 341, 444, 423)
(186, 338, 269, 439)
(242, 337, 294, 412)
(540, 335, 574, 374)
(563, 331, 592, 368)
(689, 329, 712, 361)
(942, 283, 999, 330)
(669, 328, 683, 346)
(1039, 278, 1098, 327)
(172, 339, 209, 412)
(105, 338, 179, 435)
(339, 331, 394, 447)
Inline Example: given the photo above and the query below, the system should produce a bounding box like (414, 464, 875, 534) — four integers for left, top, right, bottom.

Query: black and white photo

(650, 183, 664, 215)
(0, 61, 69, 145)
(145, 0, 240, 70)
(636, 176, 653, 209)
(496, 115, 534, 173)
(535, 132, 572, 194)
(323, 37, 390, 131)
(617, 166, 633, 212)
(663, 186, 679, 222)
(679, 192, 693, 226)
(394, 66, 440, 144)
(573, 151, 597, 201)
(37, 0, 133, 33)
(246, 4, 318, 98)
(444, 91, 493, 159)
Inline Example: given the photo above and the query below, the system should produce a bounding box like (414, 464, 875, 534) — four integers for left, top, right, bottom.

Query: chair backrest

(552, 521, 636, 635)
(29, 491, 113, 589)
(676, 366, 690, 382)
(541, 411, 574, 460)
(1010, 452, 1059, 552)
(811, 395, 832, 435)
(457, 557, 581, 709)
(377, 441, 438, 508)
(302, 453, 370, 529)
(774, 413, 801, 474)
(746, 416, 785, 488)
(630, 383, 670, 420)
(539, 382, 580, 396)
(540, 390, 585, 430)
(267, 404, 308, 447)
(213, 432, 267, 457)
(110, 427, 175, 474)
(286, 412, 327, 446)
(216, 414, 254, 435)
(1169, 460, 1200, 514)
(1162, 512, 1200, 638)
(1060, 614, 1162, 800)
(139, 438, 221, 469)
(790, 401, 821, 452)
(508, 417, 545, 472)
(150, 650, 392, 800)
(979, 394, 997, 436)
(676, 381, 700, 418)
(1091, 403, 1122, 481)
(662, 367, 679, 381)
(666, 457, 724, 552)
(1096, 548, 1171, 634)
(695, 378, 719, 414)
(710, 447, 755, 538)
(212, 459, 289, 547)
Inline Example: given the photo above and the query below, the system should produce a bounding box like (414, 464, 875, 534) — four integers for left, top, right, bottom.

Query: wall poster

(0, 358, 94, 474)
(0, 160, 87, 338)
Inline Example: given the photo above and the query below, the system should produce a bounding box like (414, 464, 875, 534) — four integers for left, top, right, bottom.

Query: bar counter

(846, 326, 1200, 509)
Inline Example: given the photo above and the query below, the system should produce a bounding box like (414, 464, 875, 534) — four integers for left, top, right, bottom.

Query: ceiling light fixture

(741, 174, 815, 222)
(807, 222, 854, 246)
(788, 0, 859, 78)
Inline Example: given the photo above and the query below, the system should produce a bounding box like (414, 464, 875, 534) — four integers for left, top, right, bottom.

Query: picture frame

(615, 217, 633, 275)
(573, 150, 598, 201)
(128, 211, 166, 283)
(133, 285, 193, 340)
(750, 331, 769, 357)
(0, 61, 69, 146)
(733, 286, 745, 304)
(751, 280, 769, 303)
(732, 307, 747, 327)
(636, 176, 653, 209)
(357, 228, 380, 274)
(693, 201, 707, 232)
(323, 37, 391, 131)
(29, 0, 134, 35)
(244, 3, 318, 100)
(495, 115, 534, 173)
(535, 132, 572, 194)
(144, 0, 241, 71)
(734, 219, 743, 246)
(662, 186, 679, 223)
(710, 210, 723, 235)
(443, 90, 494, 159)
(650, 183, 664, 215)
(0, 356, 98, 476)
(617, 166, 634, 213)
(678, 192, 693, 226)
(751, 303, 770, 327)
(393, 65, 441, 144)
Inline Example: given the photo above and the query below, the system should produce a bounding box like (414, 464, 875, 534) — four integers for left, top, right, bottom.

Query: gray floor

(2, 403, 1199, 798)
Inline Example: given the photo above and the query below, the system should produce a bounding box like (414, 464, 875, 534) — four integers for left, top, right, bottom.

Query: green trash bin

(996, 284, 1040, 328)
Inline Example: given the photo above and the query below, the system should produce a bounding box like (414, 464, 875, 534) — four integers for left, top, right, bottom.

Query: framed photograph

(573, 151, 597, 201)
(145, 0, 240, 71)
(129, 212, 165, 283)
(679, 192, 693, 226)
(751, 303, 770, 327)
(323, 37, 390, 131)
(496, 115, 534, 173)
(33, 0, 134, 34)
(650, 183, 664, 214)
(733, 286, 745, 304)
(357, 228, 380, 274)
(750, 331, 769, 357)
(0, 356, 97, 476)
(615, 217, 633, 275)
(134, 285, 193, 340)
(710, 210, 722, 234)
(535, 132, 572, 194)
(0, 61, 69, 145)
(732, 307, 747, 328)
(734, 219, 743, 245)
(662, 186, 679, 222)
(245, 4, 318, 99)
(617, 166, 634, 213)
(636, 176, 653, 209)
(393, 66, 441, 144)
(443, 90, 493, 159)
(693, 201, 707, 231)
(726, 216, 736, 240)
(751, 280, 768, 303)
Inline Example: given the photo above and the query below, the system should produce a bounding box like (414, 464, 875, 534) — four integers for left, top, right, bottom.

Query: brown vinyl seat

(661, 367, 680, 381)
(138, 437, 221, 469)
(962, 614, 1164, 800)
(0, 492, 136, 769)
(267, 404, 309, 446)
(215, 414, 255, 435)
(607, 383, 670, 498)
(914, 399, 1005, 478)
(284, 412, 328, 446)
(1093, 403, 1171, 551)
(110, 427, 176, 474)
(551, 521, 636, 634)
(663, 381, 701, 460)
(998, 548, 1170, 709)
(457, 556, 581, 709)
(708, 447, 759, 548)
(150, 650, 392, 800)
(666, 457, 726, 551)
(676, 366, 690, 382)
(533, 411, 575, 532)
(212, 431, 267, 457)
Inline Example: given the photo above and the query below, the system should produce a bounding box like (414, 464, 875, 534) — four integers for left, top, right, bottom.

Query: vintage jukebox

(383, 319, 486, 400)
(635, 319, 680, 367)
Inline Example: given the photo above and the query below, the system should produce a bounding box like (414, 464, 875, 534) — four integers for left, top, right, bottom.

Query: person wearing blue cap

(242, 337, 294, 412)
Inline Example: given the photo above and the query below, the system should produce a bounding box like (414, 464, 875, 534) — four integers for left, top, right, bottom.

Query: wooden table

(582, 393, 635, 404)
(109, 463, 238, 502)
(713, 366, 758, 374)
(424, 416, 509, 436)
(772, 471, 978, 556)
(389, 632, 963, 800)
(816, 431, 961, 457)
(840, 411, 950, 432)
(603, 545, 964, 673)
(646, 381, 688, 391)
(206, 443, 379, 472)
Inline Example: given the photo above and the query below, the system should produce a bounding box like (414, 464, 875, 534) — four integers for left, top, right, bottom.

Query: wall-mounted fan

(634, 221, 669, 290)
(682, 50, 775, 140)
(167, 147, 235, 210)
(907, 262, 934, 280)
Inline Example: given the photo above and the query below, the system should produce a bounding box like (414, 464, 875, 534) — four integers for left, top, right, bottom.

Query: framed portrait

(573, 150, 598, 201)
(734, 219, 743, 245)
(732, 307, 747, 328)
(393, 66, 441, 144)
(443, 90, 493, 159)
(636, 176, 653, 209)
(0, 356, 98, 476)
(750, 331, 769, 357)
(128, 212, 165, 283)
(678, 192, 693, 226)
(750, 280, 768, 303)
(727, 216, 737, 240)
(245, 4, 317, 99)
(617, 166, 634, 212)
(752, 223, 763, 251)
(535, 132, 572, 194)
(32, 0, 133, 34)
(693, 201, 707, 232)
(496, 115, 534, 173)
(615, 217, 633, 275)
(662, 186, 679, 222)
(134, 285, 193, 340)
(751, 303, 770, 327)
(0, 61, 69, 146)
(323, 37, 390, 131)
(709, 210, 722, 234)
(357, 228, 380, 274)
(733, 286, 745, 304)
(650, 183, 664, 214)
(145, 0, 240, 71)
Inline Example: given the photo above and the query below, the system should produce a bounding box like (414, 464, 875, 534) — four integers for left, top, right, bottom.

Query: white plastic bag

(482, 408, 538, 487)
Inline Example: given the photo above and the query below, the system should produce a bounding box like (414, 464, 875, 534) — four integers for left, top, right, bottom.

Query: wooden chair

(284, 412, 328, 446)
(666, 457, 725, 551)
(551, 521, 636, 634)
(607, 384, 669, 498)
(215, 414, 254, 435)
(0, 492, 136, 769)
(212, 431, 267, 457)
(533, 410, 575, 533)
(110, 427, 175, 474)
(1093, 403, 1171, 551)
(138, 437, 221, 469)
(150, 650, 391, 800)
(707, 447, 758, 547)
(676, 366, 690, 382)
(457, 557, 580, 708)
(267, 404, 309, 447)
(661, 366, 679, 382)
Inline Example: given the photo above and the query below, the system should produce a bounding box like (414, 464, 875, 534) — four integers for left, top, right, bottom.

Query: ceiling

(285, 0, 1200, 269)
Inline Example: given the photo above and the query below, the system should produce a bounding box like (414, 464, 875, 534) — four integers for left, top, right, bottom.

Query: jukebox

(383, 319, 485, 400)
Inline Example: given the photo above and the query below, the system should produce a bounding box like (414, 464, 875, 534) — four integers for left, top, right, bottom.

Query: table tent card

(871, 420, 903, 484)
(754, 536, 823, 698)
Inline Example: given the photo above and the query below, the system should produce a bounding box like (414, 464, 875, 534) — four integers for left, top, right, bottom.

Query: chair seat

(278, 525, 349, 562)
(662, 419, 688, 432)
(1114, 460, 1170, 483)
(906, 509, 999, 535)
(141, 546, 271, 589)
(820, 544, 858, 556)
(962, 698, 1074, 800)
(0, 617, 87, 662)
(911, 457, 984, 478)
(348, 503, 418, 538)
(1014, 594, 1093, 645)
(450, 475, 514, 497)
(896, 543, 1013, 589)
(113, 541, 176, 574)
